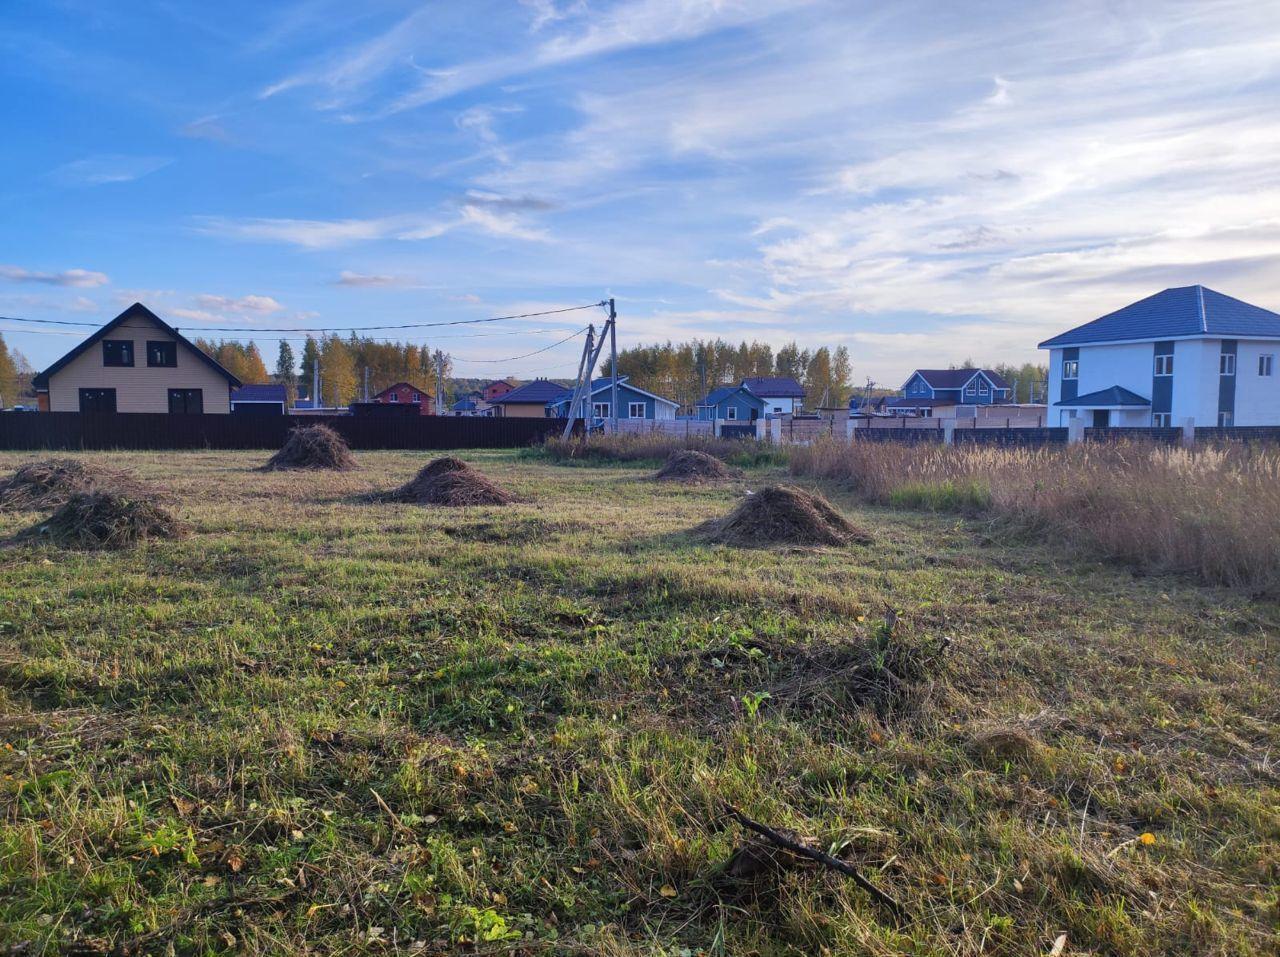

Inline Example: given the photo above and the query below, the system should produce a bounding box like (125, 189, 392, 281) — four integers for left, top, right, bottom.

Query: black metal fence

(955, 427, 1068, 446)
(0, 412, 572, 451)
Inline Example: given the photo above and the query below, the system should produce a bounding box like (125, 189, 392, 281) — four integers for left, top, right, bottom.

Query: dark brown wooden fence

(0, 412, 573, 451)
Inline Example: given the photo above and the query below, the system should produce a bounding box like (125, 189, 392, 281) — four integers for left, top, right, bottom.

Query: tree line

(616, 339, 853, 410)
(0, 334, 34, 408)
(194, 336, 449, 407)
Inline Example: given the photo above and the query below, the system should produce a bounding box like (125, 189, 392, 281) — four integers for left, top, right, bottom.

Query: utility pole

(435, 352, 446, 416)
(561, 324, 602, 440)
(608, 298, 618, 435)
(313, 363, 321, 409)
(363, 367, 369, 402)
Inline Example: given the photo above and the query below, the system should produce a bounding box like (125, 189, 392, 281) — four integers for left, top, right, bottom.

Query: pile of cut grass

(653, 449, 740, 483)
(701, 483, 869, 547)
(0, 458, 136, 511)
(262, 424, 357, 471)
(21, 490, 186, 549)
(382, 456, 514, 506)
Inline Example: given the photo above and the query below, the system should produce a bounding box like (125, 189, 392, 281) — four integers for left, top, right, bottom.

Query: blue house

(696, 384, 768, 421)
(887, 368, 1011, 416)
(545, 376, 679, 420)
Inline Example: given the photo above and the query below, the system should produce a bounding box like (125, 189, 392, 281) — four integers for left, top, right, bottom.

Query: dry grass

(262, 424, 358, 471)
(381, 457, 515, 506)
(543, 431, 785, 467)
(701, 483, 870, 547)
(653, 449, 740, 483)
(20, 490, 187, 549)
(792, 438, 1280, 590)
(0, 458, 139, 512)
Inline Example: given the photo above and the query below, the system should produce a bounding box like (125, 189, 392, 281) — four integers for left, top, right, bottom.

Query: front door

(168, 389, 204, 414)
(79, 388, 117, 413)
(1092, 409, 1110, 429)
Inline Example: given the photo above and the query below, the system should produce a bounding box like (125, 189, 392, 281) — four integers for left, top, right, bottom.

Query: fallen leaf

(1048, 933, 1067, 956)
(659, 884, 678, 898)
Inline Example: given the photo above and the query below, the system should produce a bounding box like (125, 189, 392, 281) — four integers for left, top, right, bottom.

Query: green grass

(887, 479, 993, 513)
(0, 449, 1276, 955)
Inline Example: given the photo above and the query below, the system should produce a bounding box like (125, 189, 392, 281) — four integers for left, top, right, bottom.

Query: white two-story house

(1039, 286, 1280, 428)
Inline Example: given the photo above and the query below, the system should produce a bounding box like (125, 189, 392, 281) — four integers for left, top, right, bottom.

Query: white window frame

(978, 379, 989, 395)
(412, 392, 421, 402)
(1220, 353, 1236, 376)
(628, 401, 646, 418)
(726, 406, 738, 420)
(1260, 355, 1274, 377)
(1062, 359, 1079, 380)
(1154, 354, 1173, 376)
(1152, 412, 1171, 427)
(1218, 411, 1233, 427)
(592, 401, 610, 418)
(388, 392, 399, 402)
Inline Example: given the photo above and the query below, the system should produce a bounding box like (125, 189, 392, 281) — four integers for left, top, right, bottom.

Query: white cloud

(48, 154, 171, 186)
(193, 294, 285, 314)
(0, 265, 110, 287)
(335, 271, 413, 287)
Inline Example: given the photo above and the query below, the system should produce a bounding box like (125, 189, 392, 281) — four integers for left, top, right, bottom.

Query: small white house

(1040, 286, 1280, 428)
(740, 377, 805, 416)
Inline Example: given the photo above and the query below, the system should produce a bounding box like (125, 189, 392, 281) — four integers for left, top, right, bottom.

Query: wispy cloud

(197, 190, 555, 249)
(0, 265, 110, 287)
(334, 271, 415, 288)
(47, 154, 171, 186)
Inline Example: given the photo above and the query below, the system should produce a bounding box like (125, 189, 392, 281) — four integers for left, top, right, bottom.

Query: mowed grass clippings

(0, 449, 1276, 956)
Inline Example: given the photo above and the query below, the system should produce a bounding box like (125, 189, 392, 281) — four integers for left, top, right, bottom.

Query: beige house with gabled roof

(33, 303, 241, 414)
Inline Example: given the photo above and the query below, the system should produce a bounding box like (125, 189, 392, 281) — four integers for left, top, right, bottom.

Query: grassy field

(0, 449, 1276, 955)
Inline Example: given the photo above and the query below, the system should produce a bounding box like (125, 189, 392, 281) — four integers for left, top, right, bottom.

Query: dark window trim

(147, 340, 178, 368)
(102, 340, 134, 367)
(79, 388, 117, 412)
(168, 388, 204, 415)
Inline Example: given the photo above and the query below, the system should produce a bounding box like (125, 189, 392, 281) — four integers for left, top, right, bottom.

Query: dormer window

(102, 340, 133, 367)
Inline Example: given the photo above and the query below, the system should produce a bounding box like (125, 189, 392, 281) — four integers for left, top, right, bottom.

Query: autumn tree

(0, 334, 19, 407)
(320, 334, 357, 406)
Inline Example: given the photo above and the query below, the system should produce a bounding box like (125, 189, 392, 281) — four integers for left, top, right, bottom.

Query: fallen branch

(722, 803, 905, 921)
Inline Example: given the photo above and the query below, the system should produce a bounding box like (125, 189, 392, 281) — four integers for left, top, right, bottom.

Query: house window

(1218, 411, 1233, 427)
(628, 401, 646, 418)
(920, 408, 932, 418)
(1220, 353, 1236, 376)
(726, 406, 738, 420)
(412, 392, 421, 402)
(78, 388, 116, 412)
(102, 340, 134, 367)
(592, 401, 610, 418)
(1260, 355, 1274, 377)
(1062, 359, 1079, 379)
(168, 389, 203, 414)
(147, 341, 177, 367)
(1154, 354, 1173, 376)
(978, 380, 989, 395)
(1153, 412, 1171, 427)
(388, 392, 399, 402)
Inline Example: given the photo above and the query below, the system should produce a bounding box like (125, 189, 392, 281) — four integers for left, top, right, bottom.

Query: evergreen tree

(300, 337, 321, 399)
(275, 341, 298, 404)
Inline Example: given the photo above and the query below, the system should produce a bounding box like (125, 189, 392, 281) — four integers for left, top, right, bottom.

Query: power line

(450, 327, 588, 364)
(0, 301, 607, 334)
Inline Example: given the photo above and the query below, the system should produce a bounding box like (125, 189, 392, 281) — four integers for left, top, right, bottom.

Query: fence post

(770, 416, 782, 445)
(755, 418, 767, 441)
(845, 417, 855, 442)
(1181, 417, 1195, 448)
(1067, 418, 1085, 444)
(943, 421, 955, 446)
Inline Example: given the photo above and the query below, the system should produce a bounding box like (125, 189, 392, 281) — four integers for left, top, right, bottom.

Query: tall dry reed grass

(791, 437, 1280, 590)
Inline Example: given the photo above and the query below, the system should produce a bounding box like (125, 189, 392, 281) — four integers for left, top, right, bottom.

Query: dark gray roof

(1039, 285, 1280, 348)
(231, 384, 286, 403)
(741, 376, 805, 398)
(911, 369, 1011, 391)
(701, 384, 764, 406)
(1055, 385, 1150, 407)
(32, 302, 242, 390)
(490, 380, 571, 404)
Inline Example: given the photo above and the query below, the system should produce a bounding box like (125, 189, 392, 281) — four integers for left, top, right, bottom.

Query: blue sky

(3, 0, 1279, 386)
